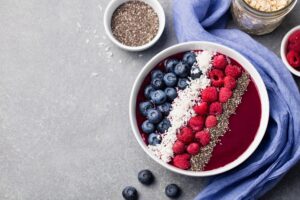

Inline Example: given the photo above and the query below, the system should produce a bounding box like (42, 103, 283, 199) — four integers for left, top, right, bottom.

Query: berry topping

(209, 69, 224, 87)
(174, 62, 189, 78)
(163, 73, 178, 87)
(138, 169, 154, 185)
(144, 85, 155, 100)
(165, 184, 181, 198)
(287, 50, 300, 68)
(172, 140, 186, 154)
(183, 51, 196, 66)
(193, 102, 208, 115)
(225, 65, 242, 78)
(165, 59, 179, 72)
(151, 69, 164, 80)
(201, 87, 218, 102)
(205, 115, 218, 128)
(195, 130, 211, 146)
(150, 90, 167, 105)
(219, 87, 233, 103)
(288, 30, 300, 53)
(147, 109, 163, 124)
(139, 101, 154, 117)
(173, 154, 191, 170)
(224, 76, 237, 90)
(148, 133, 161, 146)
(209, 102, 223, 115)
(122, 186, 138, 200)
(151, 77, 165, 89)
(213, 54, 227, 69)
(177, 127, 194, 144)
(157, 118, 171, 133)
(188, 116, 205, 131)
(186, 143, 200, 155)
(164, 87, 178, 101)
(190, 65, 202, 80)
(157, 102, 172, 116)
(177, 78, 189, 90)
(141, 120, 155, 134)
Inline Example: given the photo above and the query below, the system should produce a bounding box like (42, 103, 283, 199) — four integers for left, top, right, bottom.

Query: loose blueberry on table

(137, 50, 261, 171)
(122, 186, 138, 200)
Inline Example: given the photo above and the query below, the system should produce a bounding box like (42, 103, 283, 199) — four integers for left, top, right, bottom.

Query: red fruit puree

(135, 52, 262, 171)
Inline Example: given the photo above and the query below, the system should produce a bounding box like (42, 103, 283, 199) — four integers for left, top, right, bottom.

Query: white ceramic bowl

(103, 0, 165, 51)
(281, 25, 300, 77)
(129, 42, 269, 176)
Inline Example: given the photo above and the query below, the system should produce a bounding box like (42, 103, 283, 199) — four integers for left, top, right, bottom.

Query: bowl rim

(280, 25, 300, 77)
(103, 0, 166, 52)
(129, 41, 269, 176)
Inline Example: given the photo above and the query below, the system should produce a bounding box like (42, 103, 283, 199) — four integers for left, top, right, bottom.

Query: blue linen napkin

(173, 0, 300, 199)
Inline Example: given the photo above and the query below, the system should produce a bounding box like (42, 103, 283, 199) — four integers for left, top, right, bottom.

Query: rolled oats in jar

(231, 0, 297, 35)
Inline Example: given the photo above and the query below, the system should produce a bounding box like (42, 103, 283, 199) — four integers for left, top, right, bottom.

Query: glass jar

(231, 0, 297, 35)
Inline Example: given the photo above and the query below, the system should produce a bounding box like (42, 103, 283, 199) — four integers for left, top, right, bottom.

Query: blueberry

(164, 59, 179, 72)
(122, 186, 138, 200)
(144, 85, 155, 99)
(177, 78, 189, 90)
(151, 78, 165, 89)
(164, 87, 178, 101)
(174, 62, 189, 78)
(157, 118, 171, 133)
(147, 109, 163, 124)
(139, 101, 154, 117)
(138, 169, 154, 185)
(165, 184, 181, 199)
(163, 73, 177, 87)
(190, 65, 202, 80)
(183, 51, 196, 66)
(151, 70, 164, 80)
(157, 102, 172, 116)
(141, 120, 155, 134)
(148, 133, 161, 146)
(150, 90, 167, 105)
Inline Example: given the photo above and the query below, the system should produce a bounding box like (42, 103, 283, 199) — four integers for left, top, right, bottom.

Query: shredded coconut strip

(148, 50, 214, 162)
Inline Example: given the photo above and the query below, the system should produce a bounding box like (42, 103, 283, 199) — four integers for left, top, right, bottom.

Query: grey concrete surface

(0, 0, 299, 200)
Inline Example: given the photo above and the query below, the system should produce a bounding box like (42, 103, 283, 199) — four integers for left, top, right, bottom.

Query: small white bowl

(103, 0, 165, 51)
(129, 42, 270, 177)
(281, 25, 300, 77)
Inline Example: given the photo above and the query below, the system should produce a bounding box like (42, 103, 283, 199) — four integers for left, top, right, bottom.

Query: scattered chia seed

(111, 0, 159, 47)
(191, 73, 251, 171)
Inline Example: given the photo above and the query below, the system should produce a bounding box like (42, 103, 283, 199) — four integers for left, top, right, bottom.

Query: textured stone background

(0, 0, 299, 200)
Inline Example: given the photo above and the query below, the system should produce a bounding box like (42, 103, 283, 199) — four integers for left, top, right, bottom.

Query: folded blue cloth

(173, 0, 300, 199)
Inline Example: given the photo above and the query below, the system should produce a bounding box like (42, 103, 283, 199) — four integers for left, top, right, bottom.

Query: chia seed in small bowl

(104, 0, 165, 51)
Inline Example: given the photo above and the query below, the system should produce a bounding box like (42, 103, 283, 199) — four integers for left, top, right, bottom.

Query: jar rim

(241, 0, 297, 16)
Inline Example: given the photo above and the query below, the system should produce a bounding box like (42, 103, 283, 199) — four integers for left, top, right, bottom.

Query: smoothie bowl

(129, 42, 269, 176)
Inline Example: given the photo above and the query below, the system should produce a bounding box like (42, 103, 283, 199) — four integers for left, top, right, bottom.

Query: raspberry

(219, 87, 233, 103)
(186, 143, 200, 155)
(201, 87, 218, 102)
(286, 50, 300, 68)
(225, 65, 242, 78)
(209, 69, 224, 87)
(188, 116, 204, 131)
(172, 140, 186, 154)
(205, 115, 217, 128)
(195, 130, 211, 146)
(193, 102, 208, 115)
(288, 30, 300, 53)
(173, 153, 191, 170)
(209, 102, 223, 115)
(177, 127, 194, 144)
(213, 54, 227, 69)
(224, 76, 237, 90)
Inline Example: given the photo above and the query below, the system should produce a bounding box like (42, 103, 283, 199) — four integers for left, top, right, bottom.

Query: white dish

(103, 0, 165, 52)
(281, 25, 300, 77)
(129, 42, 269, 176)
